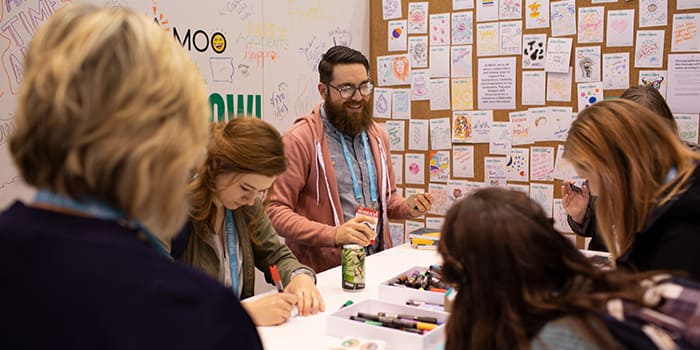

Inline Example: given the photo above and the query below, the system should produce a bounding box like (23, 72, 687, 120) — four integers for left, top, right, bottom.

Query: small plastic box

(377, 266, 446, 306)
(326, 299, 447, 350)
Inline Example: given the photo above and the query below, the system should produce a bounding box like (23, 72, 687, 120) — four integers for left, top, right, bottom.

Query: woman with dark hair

(438, 188, 697, 350)
(172, 117, 325, 326)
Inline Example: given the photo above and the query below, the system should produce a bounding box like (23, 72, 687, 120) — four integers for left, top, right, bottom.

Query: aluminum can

(341, 244, 365, 291)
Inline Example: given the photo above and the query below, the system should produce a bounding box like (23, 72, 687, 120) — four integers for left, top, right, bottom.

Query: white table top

(256, 244, 441, 349)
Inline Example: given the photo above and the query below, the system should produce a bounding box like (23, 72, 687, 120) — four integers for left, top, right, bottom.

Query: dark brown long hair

(189, 117, 287, 242)
(438, 188, 656, 350)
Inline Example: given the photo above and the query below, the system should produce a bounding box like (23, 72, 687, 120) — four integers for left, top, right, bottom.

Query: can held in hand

(342, 244, 365, 291)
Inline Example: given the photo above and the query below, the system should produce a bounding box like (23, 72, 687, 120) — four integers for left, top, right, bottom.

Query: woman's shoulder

(531, 317, 614, 350)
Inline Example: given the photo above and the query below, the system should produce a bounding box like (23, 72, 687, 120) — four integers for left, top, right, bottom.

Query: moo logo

(173, 28, 227, 54)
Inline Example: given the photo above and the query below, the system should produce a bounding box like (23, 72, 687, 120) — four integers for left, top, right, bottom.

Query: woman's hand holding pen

(242, 293, 297, 326)
(407, 192, 434, 217)
(561, 181, 590, 224)
(285, 273, 325, 316)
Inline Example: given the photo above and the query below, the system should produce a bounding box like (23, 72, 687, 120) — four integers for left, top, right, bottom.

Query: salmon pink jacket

(267, 103, 412, 272)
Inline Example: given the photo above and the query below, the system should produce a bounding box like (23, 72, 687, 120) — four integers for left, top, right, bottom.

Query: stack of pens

(348, 312, 440, 335)
(389, 265, 447, 293)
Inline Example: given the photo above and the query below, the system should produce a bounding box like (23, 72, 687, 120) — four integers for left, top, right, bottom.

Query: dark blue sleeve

(170, 221, 192, 260)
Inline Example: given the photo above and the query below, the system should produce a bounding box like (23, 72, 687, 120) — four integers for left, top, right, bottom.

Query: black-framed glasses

(326, 80, 374, 99)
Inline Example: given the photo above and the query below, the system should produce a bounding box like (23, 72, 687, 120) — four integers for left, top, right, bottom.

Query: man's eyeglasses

(326, 80, 374, 99)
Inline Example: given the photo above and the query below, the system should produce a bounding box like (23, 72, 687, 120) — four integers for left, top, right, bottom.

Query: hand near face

(284, 273, 325, 316)
(242, 293, 297, 326)
(334, 216, 377, 247)
(561, 181, 591, 224)
(407, 192, 434, 217)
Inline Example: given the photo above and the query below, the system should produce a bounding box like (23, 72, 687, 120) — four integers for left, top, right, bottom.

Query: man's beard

(325, 98, 373, 136)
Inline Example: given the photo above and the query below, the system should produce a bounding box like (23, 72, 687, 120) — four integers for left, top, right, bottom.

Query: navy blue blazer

(0, 202, 262, 349)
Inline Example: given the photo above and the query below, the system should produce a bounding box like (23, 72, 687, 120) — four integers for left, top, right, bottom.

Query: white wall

(0, 0, 369, 209)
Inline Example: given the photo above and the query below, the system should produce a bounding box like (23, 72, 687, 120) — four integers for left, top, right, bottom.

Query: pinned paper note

(554, 144, 582, 180)
(452, 145, 475, 178)
(451, 45, 474, 78)
(574, 46, 601, 83)
(377, 54, 411, 86)
(672, 13, 700, 52)
(405, 153, 426, 184)
(392, 89, 411, 120)
(430, 46, 451, 78)
(525, 0, 550, 29)
(635, 30, 665, 68)
(639, 70, 668, 98)
(547, 68, 572, 102)
(451, 78, 475, 110)
(476, 22, 500, 56)
(578, 6, 604, 44)
(409, 119, 429, 151)
(522, 33, 547, 69)
(383, 0, 402, 20)
(607, 10, 635, 47)
(639, 0, 667, 28)
(452, 11, 474, 45)
(408, 2, 429, 34)
(388, 20, 408, 52)
(553, 199, 573, 233)
(500, 0, 523, 20)
(489, 121, 512, 155)
(602, 53, 630, 90)
(545, 37, 573, 73)
(476, 0, 500, 22)
(577, 82, 604, 111)
(447, 180, 469, 208)
(530, 146, 555, 181)
(373, 88, 393, 119)
(500, 21, 523, 56)
(386, 120, 405, 151)
(674, 113, 700, 143)
(522, 70, 546, 106)
(506, 148, 530, 182)
(452, 110, 492, 143)
(428, 183, 449, 215)
(530, 183, 554, 217)
(510, 111, 533, 145)
(430, 13, 452, 46)
(430, 78, 452, 110)
(430, 117, 453, 150)
(485, 156, 508, 187)
(411, 69, 430, 101)
(429, 150, 451, 182)
(550, 0, 577, 37)
(408, 36, 428, 69)
(454, 0, 475, 10)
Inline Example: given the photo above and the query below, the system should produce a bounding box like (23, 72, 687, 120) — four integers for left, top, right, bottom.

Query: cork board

(371, 0, 700, 247)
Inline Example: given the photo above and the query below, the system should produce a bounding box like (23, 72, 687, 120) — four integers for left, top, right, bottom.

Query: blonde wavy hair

(9, 4, 209, 238)
(564, 99, 700, 257)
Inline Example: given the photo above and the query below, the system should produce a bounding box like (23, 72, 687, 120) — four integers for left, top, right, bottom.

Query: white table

(256, 244, 441, 349)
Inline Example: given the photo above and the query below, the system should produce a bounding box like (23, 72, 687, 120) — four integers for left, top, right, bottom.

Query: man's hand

(407, 192, 434, 217)
(334, 216, 377, 247)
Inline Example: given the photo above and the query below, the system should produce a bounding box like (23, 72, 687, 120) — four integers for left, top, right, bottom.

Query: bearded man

(267, 46, 433, 272)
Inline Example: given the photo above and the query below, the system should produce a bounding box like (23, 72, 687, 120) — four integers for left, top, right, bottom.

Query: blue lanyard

(34, 190, 170, 258)
(225, 209, 240, 297)
(338, 131, 378, 205)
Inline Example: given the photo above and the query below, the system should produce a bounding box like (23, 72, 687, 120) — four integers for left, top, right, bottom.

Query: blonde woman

(0, 5, 261, 349)
(564, 99, 700, 280)
(173, 117, 325, 326)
